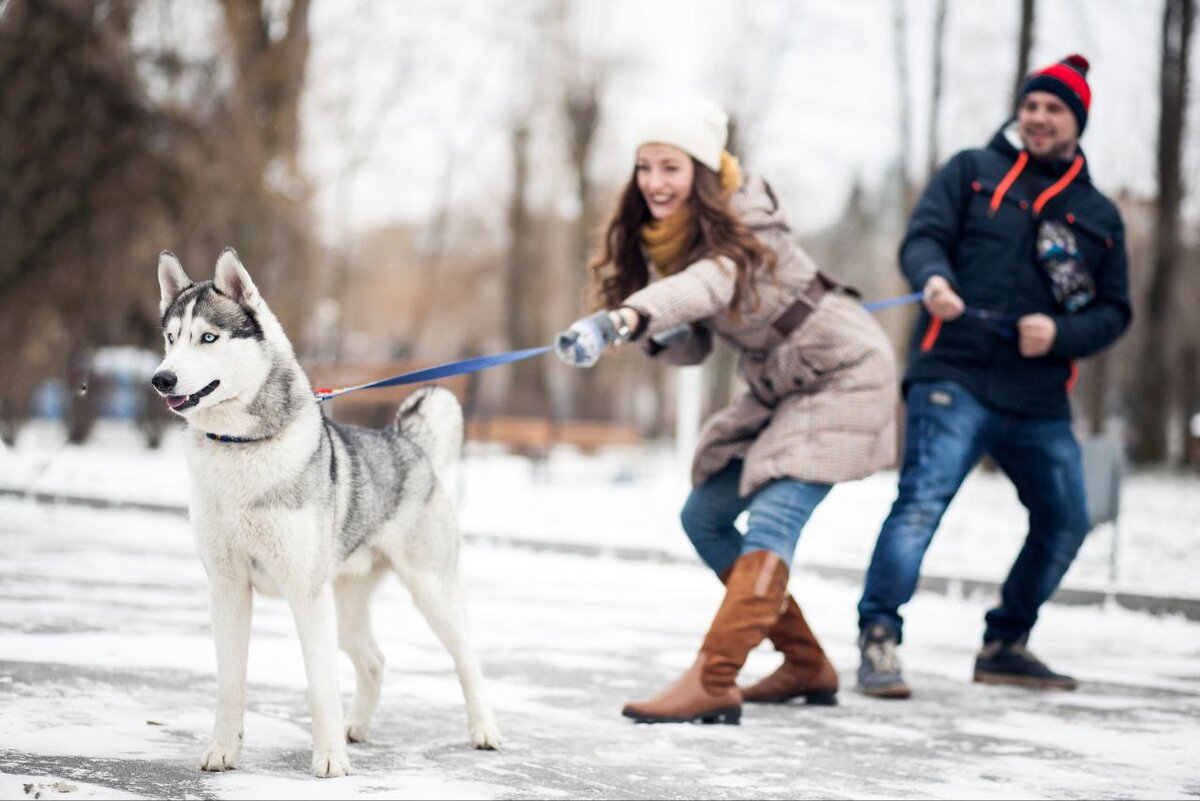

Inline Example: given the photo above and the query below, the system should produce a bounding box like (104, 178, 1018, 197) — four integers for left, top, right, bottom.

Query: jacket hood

(732, 173, 791, 235)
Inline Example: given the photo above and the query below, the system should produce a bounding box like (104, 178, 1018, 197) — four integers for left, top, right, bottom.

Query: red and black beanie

(1021, 54, 1092, 133)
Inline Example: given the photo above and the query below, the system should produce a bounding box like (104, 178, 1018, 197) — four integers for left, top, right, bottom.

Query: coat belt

(771, 272, 838, 337)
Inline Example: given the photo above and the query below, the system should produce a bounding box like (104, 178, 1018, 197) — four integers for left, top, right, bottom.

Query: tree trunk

(1011, 0, 1036, 114)
(1131, 0, 1193, 464)
(926, 0, 948, 181)
(217, 0, 313, 330)
(892, 0, 913, 211)
(504, 124, 548, 415)
(565, 82, 603, 419)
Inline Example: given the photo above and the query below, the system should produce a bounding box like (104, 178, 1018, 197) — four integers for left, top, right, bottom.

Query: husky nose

(151, 371, 177, 394)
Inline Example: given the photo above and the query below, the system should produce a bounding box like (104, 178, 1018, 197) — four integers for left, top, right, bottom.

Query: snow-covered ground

(4, 420, 1199, 601)
(2, 421, 1199, 798)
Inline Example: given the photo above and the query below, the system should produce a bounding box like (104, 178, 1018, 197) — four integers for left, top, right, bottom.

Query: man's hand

(1017, 313, 1057, 357)
(554, 310, 624, 368)
(922, 276, 965, 320)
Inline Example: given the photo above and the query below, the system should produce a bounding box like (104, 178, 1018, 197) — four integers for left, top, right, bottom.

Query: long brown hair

(588, 159, 778, 316)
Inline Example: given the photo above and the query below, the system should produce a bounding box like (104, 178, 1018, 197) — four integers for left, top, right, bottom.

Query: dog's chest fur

(185, 408, 347, 596)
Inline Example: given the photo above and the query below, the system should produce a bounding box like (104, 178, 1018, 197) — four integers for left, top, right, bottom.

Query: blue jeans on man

(681, 459, 831, 576)
(859, 380, 1089, 642)
(857, 380, 1089, 679)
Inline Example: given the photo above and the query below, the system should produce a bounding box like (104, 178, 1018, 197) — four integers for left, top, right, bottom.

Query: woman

(555, 98, 897, 724)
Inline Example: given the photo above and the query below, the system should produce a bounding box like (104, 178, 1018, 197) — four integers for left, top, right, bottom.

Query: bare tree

(214, 0, 314, 330)
(502, 123, 550, 414)
(0, 0, 178, 442)
(1131, 0, 1194, 463)
(1011, 0, 1036, 114)
(926, 0, 948, 181)
(563, 80, 606, 418)
(892, 0, 913, 210)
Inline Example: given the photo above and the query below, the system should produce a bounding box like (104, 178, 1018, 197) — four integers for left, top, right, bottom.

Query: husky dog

(152, 249, 501, 778)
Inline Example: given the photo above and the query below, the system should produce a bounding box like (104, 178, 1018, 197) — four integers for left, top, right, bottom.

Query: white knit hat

(635, 97, 729, 172)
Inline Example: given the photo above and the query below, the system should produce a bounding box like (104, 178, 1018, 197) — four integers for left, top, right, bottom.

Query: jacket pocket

(964, 180, 1030, 242)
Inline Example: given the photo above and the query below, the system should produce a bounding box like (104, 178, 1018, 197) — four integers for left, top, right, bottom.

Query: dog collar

(205, 432, 263, 444)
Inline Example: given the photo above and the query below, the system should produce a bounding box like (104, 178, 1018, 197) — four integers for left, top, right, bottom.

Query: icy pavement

(1, 496, 1199, 799)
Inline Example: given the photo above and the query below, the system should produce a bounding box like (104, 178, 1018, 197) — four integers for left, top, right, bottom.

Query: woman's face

(636, 143, 695, 220)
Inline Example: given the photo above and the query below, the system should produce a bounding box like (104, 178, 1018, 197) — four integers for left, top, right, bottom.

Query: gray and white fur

(151, 248, 500, 778)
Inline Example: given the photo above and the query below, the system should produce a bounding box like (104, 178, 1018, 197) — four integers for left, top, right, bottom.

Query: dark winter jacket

(900, 122, 1132, 418)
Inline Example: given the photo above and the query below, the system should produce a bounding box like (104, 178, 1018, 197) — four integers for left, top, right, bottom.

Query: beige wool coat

(623, 174, 898, 497)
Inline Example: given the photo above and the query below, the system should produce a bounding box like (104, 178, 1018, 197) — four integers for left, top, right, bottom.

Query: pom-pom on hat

(635, 97, 729, 172)
(1021, 54, 1092, 133)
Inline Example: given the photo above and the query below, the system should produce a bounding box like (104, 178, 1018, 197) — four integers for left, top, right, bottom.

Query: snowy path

(2, 498, 1198, 799)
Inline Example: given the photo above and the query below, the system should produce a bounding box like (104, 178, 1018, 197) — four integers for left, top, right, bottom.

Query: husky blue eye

(201, 333, 218, 344)
(166, 333, 174, 344)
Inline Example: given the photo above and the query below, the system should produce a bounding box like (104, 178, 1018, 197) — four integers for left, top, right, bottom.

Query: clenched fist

(923, 276, 965, 321)
(1017, 314, 1057, 357)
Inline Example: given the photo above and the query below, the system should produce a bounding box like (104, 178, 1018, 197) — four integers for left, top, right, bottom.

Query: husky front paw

(470, 717, 503, 750)
(200, 739, 242, 771)
(312, 747, 350, 778)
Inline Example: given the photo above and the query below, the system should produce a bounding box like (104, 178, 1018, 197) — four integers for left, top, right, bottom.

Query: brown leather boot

(622, 550, 789, 724)
(740, 594, 839, 704)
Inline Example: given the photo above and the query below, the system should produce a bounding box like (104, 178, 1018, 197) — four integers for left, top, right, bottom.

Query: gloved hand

(555, 311, 622, 368)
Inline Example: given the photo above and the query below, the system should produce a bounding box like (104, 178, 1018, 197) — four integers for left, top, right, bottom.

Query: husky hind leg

(335, 567, 387, 743)
(389, 501, 501, 750)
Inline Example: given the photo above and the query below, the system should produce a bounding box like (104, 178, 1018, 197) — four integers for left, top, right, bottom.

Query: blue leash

(861, 290, 1018, 339)
(862, 291, 923, 312)
(960, 306, 1019, 340)
(315, 346, 552, 402)
(314, 291, 1017, 401)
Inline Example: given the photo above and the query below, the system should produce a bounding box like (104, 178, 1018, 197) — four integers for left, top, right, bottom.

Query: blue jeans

(857, 380, 1089, 644)
(680, 460, 832, 575)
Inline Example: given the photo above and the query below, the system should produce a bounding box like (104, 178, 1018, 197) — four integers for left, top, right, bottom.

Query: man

(856, 54, 1132, 697)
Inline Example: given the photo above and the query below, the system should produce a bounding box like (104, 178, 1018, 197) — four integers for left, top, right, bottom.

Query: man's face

(1017, 91, 1080, 161)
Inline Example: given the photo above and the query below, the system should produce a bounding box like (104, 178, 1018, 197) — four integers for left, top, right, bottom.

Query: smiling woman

(553, 97, 898, 727)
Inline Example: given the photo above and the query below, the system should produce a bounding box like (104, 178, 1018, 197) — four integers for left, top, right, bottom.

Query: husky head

(152, 249, 292, 422)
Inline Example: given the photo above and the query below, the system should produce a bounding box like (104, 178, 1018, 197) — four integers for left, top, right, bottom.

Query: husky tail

(396, 386, 464, 480)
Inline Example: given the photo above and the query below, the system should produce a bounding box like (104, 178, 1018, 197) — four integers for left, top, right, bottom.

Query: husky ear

(213, 247, 261, 309)
(158, 251, 193, 315)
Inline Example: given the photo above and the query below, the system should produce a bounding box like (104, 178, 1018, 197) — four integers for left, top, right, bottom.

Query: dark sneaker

(973, 639, 1078, 690)
(857, 624, 912, 699)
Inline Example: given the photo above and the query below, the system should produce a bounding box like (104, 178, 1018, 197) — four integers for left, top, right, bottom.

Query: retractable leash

(310, 292, 1014, 402)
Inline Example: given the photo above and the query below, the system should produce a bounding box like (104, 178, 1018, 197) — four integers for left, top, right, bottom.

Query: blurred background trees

(1, 0, 1196, 466)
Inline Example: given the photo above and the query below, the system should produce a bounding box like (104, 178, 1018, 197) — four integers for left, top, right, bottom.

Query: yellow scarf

(640, 151, 742, 276)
